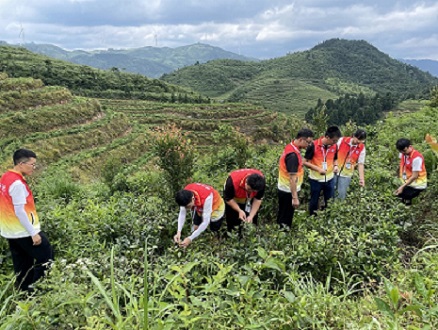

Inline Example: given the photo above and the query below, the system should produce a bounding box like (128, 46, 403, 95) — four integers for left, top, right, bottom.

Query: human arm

(224, 177, 246, 221)
(10, 182, 41, 245)
(358, 163, 365, 186)
(358, 147, 366, 186)
(285, 153, 300, 207)
(289, 173, 300, 208)
(182, 193, 213, 246)
(394, 156, 421, 195)
(174, 206, 187, 243)
(246, 198, 261, 223)
(395, 171, 419, 195)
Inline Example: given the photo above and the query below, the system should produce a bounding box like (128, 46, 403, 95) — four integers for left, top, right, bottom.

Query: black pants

(277, 190, 295, 229)
(397, 187, 424, 205)
(7, 231, 54, 291)
(225, 202, 258, 237)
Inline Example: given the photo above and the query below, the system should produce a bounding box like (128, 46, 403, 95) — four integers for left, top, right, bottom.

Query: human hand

(179, 237, 192, 248)
(292, 198, 300, 208)
(359, 179, 365, 187)
(173, 232, 181, 244)
(32, 233, 42, 246)
(238, 210, 247, 221)
(246, 215, 254, 224)
(333, 165, 339, 174)
(318, 168, 327, 175)
(394, 186, 404, 195)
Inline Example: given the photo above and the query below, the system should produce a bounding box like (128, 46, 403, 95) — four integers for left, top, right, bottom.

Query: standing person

(303, 126, 342, 216)
(223, 169, 265, 236)
(277, 128, 314, 228)
(334, 129, 367, 200)
(173, 183, 225, 248)
(0, 149, 53, 292)
(394, 138, 427, 205)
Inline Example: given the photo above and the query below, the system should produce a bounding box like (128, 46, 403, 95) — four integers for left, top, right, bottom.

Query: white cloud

(0, 0, 437, 59)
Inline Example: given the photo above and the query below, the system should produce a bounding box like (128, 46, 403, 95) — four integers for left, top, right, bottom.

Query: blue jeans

(333, 175, 352, 200)
(309, 178, 335, 216)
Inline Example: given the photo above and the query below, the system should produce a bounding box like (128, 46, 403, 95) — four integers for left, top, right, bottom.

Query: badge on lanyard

(322, 162, 327, 171)
(245, 198, 251, 213)
(402, 172, 407, 180)
(345, 162, 351, 170)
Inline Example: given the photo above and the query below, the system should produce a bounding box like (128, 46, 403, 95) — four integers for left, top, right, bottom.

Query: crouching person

(223, 169, 265, 237)
(173, 183, 225, 248)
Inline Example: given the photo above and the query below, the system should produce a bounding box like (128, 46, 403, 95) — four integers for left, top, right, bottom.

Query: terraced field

(100, 99, 300, 144)
(0, 73, 302, 182)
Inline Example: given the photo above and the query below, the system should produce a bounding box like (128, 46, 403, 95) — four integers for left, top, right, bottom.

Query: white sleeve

(177, 206, 187, 233)
(188, 193, 213, 241)
(9, 181, 27, 205)
(14, 204, 39, 237)
(412, 156, 423, 172)
(358, 147, 366, 164)
(9, 181, 38, 236)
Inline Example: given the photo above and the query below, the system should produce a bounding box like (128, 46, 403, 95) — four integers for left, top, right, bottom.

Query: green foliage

(153, 124, 196, 196)
(0, 45, 209, 103)
(306, 92, 397, 127)
(163, 39, 438, 117)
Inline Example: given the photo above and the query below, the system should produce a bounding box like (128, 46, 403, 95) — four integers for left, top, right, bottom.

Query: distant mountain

(399, 59, 438, 78)
(162, 39, 438, 116)
(0, 45, 209, 103)
(2, 41, 256, 78)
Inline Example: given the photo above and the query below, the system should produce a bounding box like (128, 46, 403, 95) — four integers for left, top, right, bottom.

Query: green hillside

(11, 41, 257, 78)
(0, 45, 209, 103)
(0, 72, 298, 182)
(162, 39, 438, 117)
(0, 67, 438, 329)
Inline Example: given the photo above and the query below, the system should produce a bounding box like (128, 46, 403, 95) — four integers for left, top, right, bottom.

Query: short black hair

(353, 129, 367, 140)
(175, 189, 194, 206)
(246, 173, 265, 191)
(13, 149, 37, 166)
(396, 138, 411, 152)
(296, 128, 314, 139)
(325, 126, 342, 139)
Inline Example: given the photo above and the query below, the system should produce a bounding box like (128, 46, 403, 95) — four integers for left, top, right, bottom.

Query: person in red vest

(223, 169, 265, 236)
(173, 183, 225, 247)
(0, 149, 53, 292)
(334, 129, 367, 200)
(277, 128, 314, 228)
(304, 126, 342, 216)
(394, 138, 427, 205)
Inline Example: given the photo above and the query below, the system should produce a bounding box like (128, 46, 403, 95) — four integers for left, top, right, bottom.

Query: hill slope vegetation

(5, 41, 256, 78)
(162, 39, 438, 116)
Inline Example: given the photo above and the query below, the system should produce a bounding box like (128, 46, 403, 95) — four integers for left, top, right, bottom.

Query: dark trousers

(277, 190, 295, 229)
(397, 186, 424, 205)
(7, 231, 54, 291)
(309, 178, 335, 216)
(225, 202, 258, 237)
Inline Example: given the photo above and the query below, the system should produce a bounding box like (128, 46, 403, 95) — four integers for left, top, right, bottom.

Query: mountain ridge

(1, 41, 257, 78)
(162, 39, 438, 116)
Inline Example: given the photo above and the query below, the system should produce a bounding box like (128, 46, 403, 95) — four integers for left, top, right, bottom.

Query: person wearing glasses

(277, 128, 314, 228)
(173, 183, 225, 247)
(303, 126, 342, 216)
(333, 129, 367, 200)
(223, 169, 265, 237)
(0, 149, 53, 292)
(394, 138, 427, 205)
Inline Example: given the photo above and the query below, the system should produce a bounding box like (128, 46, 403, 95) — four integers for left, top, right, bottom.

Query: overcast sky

(1, 0, 437, 60)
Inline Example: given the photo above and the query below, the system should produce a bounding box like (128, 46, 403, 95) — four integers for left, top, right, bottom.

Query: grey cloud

(1, 0, 438, 60)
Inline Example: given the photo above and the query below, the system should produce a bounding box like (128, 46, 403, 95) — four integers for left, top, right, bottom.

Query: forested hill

(1, 41, 256, 78)
(162, 39, 438, 116)
(0, 45, 209, 103)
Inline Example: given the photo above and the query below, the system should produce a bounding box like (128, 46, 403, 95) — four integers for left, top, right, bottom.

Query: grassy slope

(162, 39, 438, 117)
